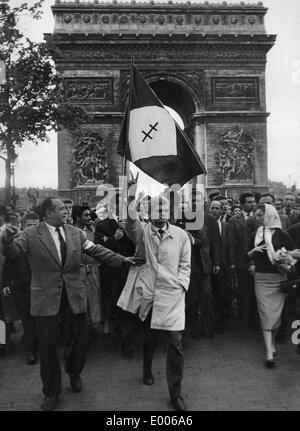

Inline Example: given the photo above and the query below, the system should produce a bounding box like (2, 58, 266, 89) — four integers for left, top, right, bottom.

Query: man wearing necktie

(280, 193, 300, 225)
(118, 186, 191, 412)
(2, 198, 139, 411)
(210, 201, 235, 333)
(229, 192, 257, 328)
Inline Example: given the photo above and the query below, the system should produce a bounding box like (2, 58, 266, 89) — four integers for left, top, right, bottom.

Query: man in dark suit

(280, 193, 300, 225)
(210, 200, 235, 332)
(213, 196, 232, 223)
(229, 192, 256, 328)
(185, 191, 221, 338)
(2, 198, 138, 411)
(287, 222, 300, 319)
(1, 212, 40, 365)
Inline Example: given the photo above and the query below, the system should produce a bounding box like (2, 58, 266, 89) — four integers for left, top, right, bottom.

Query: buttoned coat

(3, 222, 125, 317)
(117, 220, 191, 331)
(229, 213, 250, 269)
(218, 221, 235, 267)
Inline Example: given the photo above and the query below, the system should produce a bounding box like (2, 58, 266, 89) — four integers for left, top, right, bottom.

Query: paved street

(1, 322, 300, 411)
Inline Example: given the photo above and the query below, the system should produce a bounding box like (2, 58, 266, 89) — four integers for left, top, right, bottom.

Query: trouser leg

(36, 315, 61, 398)
(165, 331, 183, 400)
(61, 290, 88, 377)
(16, 294, 38, 354)
(199, 275, 214, 336)
(143, 312, 159, 373)
(236, 268, 254, 328)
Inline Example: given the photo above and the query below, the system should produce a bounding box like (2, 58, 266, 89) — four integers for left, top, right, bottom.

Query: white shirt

(217, 219, 222, 235)
(45, 222, 95, 263)
(151, 223, 168, 241)
(45, 222, 66, 263)
(242, 210, 253, 221)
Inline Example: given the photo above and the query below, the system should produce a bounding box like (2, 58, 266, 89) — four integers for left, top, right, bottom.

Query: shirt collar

(150, 221, 173, 238)
(242, 210, 253, 219)
(44, 221, 63, 234)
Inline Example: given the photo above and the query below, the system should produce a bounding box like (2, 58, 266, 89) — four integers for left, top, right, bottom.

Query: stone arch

(146, 73, 204, 127)
(49, 0, 275, 203)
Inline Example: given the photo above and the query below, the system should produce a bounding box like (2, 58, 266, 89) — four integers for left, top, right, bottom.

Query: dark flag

(118, 63, 206, 186)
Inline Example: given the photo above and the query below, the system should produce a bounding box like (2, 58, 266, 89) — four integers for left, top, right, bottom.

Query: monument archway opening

(46, 0, 276, 205)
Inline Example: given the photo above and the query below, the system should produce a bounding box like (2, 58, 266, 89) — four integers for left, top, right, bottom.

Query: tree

(0, 1, 89, 205)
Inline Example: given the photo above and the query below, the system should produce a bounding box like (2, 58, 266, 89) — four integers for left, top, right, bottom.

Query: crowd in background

(0, 190, 300, 365)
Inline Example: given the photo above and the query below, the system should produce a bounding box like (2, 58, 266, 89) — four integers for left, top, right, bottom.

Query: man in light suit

(2, 198, 138, 411)
(118, 181, 191, 412)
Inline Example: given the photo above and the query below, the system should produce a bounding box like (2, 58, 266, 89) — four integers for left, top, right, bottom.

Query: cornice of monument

(51, 0, 270, 36)
(52, 0, 267, 10)
(45, 33, 276, 61)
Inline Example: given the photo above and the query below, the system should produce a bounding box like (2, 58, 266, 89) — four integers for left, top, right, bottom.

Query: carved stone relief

(58, 44, 266, 63)
(216, 127, 255, 182)
(63, 78, 113, 104)
(72, 132, 108, 186)
(212, 77, 259, 101)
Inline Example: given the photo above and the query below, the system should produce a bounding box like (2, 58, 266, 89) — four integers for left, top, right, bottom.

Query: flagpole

(120, 57, 135, 219)
(124, 56, 134, 178)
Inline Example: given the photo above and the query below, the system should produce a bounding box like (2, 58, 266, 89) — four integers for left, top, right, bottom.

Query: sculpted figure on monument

(64, 79, 111, 101)
(216, 127, 254, 182)
(72, 132, 108, 186)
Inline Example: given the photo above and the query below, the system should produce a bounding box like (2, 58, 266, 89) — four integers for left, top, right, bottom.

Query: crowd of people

(0, 187, 300, 412)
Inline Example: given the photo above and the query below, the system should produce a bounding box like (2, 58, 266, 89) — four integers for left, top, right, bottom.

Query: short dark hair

(90, 210, 98, 221)
(214, 195, 226, 202)
(23, 212, 40, 223)
(239, 192, 255, 205)
(72, 205, 90, 222)
(259, 193, 275, 203)
(275, 198, 283, 203)
(40, 198, 56, 219)
(62, 198, 73, 205)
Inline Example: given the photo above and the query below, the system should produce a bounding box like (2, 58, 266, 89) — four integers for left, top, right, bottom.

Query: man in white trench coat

(117, 182, 191, 411)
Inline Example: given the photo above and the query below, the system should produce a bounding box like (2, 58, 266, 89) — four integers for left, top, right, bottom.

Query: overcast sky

(2, 0, 300, 189)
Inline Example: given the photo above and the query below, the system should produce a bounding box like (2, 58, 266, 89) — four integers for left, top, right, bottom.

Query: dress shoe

(26, 351, 37, 365)
(171, 397, 187, 411)
(69, 375, 82, 392)
(143, 371, 154, 385)
(41, 396, 58, 411)
(265, 359, 275, 369)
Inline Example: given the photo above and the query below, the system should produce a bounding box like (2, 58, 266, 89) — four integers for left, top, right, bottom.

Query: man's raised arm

(1, 226, 31, 258)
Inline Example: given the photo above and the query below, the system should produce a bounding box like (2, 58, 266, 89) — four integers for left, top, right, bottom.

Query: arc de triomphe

(45, 0, 275, 203)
